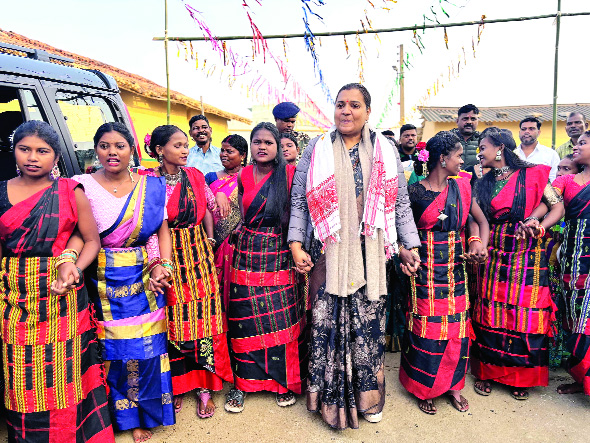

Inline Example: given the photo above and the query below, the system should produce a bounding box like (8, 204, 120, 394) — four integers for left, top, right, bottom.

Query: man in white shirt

(514, 117, 560, 182)
(186, 114, 223, 175)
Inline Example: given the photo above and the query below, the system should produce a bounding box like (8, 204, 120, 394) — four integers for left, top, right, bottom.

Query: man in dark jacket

(450, 104, 481, 169)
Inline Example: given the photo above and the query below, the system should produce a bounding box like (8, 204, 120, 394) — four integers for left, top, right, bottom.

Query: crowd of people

(0, 83, 588, 442)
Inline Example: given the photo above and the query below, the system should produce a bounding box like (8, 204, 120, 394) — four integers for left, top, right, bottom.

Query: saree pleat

(0, 179, 114, 442)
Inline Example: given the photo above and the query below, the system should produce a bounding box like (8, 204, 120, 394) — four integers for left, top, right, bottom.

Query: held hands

(290, 242, 314, 274)
(463, 241, 488, 263)
(399, 247, 420, 277)
(516, 219, 544, 241)
(149, 265, 171, 295)
(51, 262, 81, 296)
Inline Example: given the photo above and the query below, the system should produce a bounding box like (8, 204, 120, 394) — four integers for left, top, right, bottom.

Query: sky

(2, 0, 588, 129)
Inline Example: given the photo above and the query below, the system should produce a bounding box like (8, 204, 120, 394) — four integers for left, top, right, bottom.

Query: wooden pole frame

(551, 0, 562, 149)
(157, 9, 587, 131)
(153, 12, 588, 41)
(164, 0, 171, 124)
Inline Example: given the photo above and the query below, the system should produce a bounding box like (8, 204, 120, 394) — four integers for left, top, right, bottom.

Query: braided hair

(424, 131, 462, 172)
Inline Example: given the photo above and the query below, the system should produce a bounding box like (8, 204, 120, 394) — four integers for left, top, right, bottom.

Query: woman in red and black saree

(224, 122, 305, 413)
(400, 131, 489, 415)
(142, 125, 232, 418)
(74, 122, 175, 443)
(288, 84, 422, 429)
(0, 121, 114, 443)
(554, 130, 590, 396)
(472, 127, 564, 400)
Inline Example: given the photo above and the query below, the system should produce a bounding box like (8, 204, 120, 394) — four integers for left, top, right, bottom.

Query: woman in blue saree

(74, 122, 175, 443)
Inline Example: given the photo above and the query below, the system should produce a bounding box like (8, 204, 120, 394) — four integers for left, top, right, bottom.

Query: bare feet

(447, 389, 469, 412)
(418, 398, 437, 415)
(174, 394, 184, 413)
(132, 428, 153, 443)
(474, 379, 492, 396)
(557, 382, 583, 394)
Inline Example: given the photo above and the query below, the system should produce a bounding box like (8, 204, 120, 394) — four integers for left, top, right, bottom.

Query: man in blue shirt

(186, 115, 223, 174)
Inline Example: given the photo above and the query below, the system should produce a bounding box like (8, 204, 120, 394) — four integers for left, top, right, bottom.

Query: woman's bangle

(207, 237, 217, 248)
(62, 248, 79, 260)
(536, 225, 546, 239)
(468, 236, 482, 245)
(524, 216, 540, 224)
(147, 258, 162, 274)
(54, 256, 76, 269)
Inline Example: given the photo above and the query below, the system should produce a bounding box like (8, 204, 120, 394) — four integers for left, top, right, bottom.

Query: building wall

(120, 90, 229, 166)
(422, 120, 570, 149)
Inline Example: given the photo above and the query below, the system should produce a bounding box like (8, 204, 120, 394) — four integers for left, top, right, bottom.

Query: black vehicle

(0, 42, 140, 180)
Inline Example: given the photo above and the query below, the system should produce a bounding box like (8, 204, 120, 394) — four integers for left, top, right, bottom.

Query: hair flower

(417, 149, 429, 162)
(416, 141, 427, 150)
(144, 133, 151, 147)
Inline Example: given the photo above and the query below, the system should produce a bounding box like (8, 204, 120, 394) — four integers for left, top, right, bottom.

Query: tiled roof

(0, 29, 251, 124)
(419, 104, 590, 123)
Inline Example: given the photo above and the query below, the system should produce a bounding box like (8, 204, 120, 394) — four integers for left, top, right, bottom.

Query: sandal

(276, 391, 296, 407)
(224, 388, 245, 413)
(474, 379, 492, 396)
(363, 412, 383, 423)
(196, 389, 215, 418)
(418, 399, 437, 415)
(510, 388, 529, 401)
(448, 394, 469, 412)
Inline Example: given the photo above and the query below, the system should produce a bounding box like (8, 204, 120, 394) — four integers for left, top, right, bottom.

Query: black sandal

(224, 388, 245, 413)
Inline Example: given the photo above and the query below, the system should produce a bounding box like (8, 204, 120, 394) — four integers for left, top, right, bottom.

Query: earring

(128, 164, 135, 183)
(15, 165, 21, 176)
(495, 150, 502, 161)
(50, 164, 60, 180)
(158, 154, 163, 164)
(441, 160, 446, 168)
(92, 155, 101, 169)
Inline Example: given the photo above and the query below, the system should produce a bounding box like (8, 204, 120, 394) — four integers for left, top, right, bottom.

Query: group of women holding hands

(0, 82, 588, 442)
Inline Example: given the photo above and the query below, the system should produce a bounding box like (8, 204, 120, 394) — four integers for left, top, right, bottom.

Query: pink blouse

(72, 174, 165, 258)
(553, 174, 587, 206)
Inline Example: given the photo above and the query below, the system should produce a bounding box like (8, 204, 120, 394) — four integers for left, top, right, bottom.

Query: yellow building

(419, 104, 590, 148)
(0, 29, 251, 166)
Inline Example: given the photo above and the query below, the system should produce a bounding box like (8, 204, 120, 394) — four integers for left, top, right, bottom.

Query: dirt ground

(1, 352, 588, 442)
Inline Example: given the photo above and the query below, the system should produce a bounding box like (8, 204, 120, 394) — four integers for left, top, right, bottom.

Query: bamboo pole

(164, 0, 171, 124)
(153, 12, 589, 42)
(399, 44, 404, 126)
(552, 0, 562, 149)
